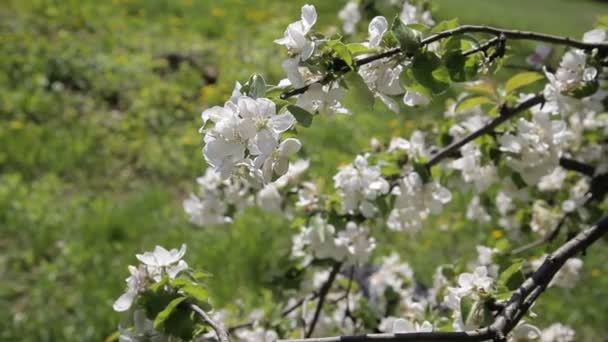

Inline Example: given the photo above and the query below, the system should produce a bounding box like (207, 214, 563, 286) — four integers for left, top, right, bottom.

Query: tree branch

(278, 216, 608, 342)
(280, 25, 608, 100)
(425, 94, 545, 169)
(190, 303, 229, 342)
(559, 157, 596, 177)
(306, 262, 343, 338)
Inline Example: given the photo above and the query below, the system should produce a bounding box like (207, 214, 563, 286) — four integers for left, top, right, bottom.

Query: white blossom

(540, 323, 575, 342)
(537, 167, 568, 191)
(369, 253, 414, 315)
(257, 183, 282, 213)
(274, 4, 317, 61)
(403, 90, 430, 107)
(333, 155, 390, 218)
(291, 215, 346, 261)
(114, 245, 189, 313)
(400, 1, 435, 26)
(296, 83, 351, 116)
(368, 16, 388, 48)
(444, 266, 494, 331)
(467, 196, 491, 224)
(509, 322, 541, 342)
(236, 327, 279, 342)
(336, 221, 376, 265)
(379, 317, 433, 333)
(498, 111, 571, 185)
(450, 143, 497, 192)
(338, 1, 361, 35)
(526, 45, 553, 66)
(530, 200, 560, 236)
(387, 172, 451, 232)
(295, 181, 319, 211)
(113, 265, 148, 312)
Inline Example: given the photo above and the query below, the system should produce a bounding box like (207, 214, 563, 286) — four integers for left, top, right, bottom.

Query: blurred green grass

(1, 0, 607, 340)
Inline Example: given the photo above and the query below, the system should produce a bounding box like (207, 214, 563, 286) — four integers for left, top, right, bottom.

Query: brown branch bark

(425, 94, 545, 169)
(306, 262, 343, 338)
(278, 216, 608, 342)
(190, 303, 229, 342)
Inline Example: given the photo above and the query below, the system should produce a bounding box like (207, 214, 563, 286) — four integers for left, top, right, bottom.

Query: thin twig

(462, 37, 500, 57)
(306, 262, 343, 338)
(190, 303, 229, 342)
(278, 216, 608, 342)
(227, 291, 321, 333)
(425, 94, 545, 169)
(511, 157, 601, 255)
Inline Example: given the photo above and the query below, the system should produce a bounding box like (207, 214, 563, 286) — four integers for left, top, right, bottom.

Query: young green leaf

(431, 18, 459, 33)
(154, 296, 186, 329)
(460, 296, 475, 325)
(504, 72, 543, 94)
(248, 73, 266, 99)
(391, 16, 422, 54)
(411, 51, 451, 95)
(498, 258, 525, 291)
(287, 105, 313, 127)
(343, 71, 375, 110)
(455, 96, 492, 113)
(327, 40, 354, 69)
(181, 285, 209, 302)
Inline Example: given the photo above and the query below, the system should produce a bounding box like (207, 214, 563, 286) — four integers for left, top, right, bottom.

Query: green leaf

(406, 23, 430, 32)
(566, 80, 599, 98)
(505, 72, 544, 94)
(343, 71, 375, 110)
(391, 16, 422, 54)
(191, 271, 212, 281)
(464, 80, 496, 96)
(142, 290, 180, 321)
(455, 96, 492, 113)
(431, 18, 459, 33)
(411, 51, 451, 95)
(272, 98, 292, 111)
(150, 275, 169, 292)
(511, 172, 527, 189)
(287, 105, 313, 127)
(154, 296, 186, 329)
(346, 43, 377, 56)
(327, 41, 354, 69)
(498, 259, 525, 290)
(460, 296, 475, 324)
(170, 277, 194, 288)
(247, 73, 266, 99)
(181, 285, 209, 302)
(413, 162, 431, 183)
(164, 305, 196, 340)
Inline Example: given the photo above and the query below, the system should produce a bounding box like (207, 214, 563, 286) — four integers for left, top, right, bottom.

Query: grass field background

(1, 0, 607, 340)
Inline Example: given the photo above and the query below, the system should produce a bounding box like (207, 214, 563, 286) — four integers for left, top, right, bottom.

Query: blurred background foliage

(1, 0, 607, 340)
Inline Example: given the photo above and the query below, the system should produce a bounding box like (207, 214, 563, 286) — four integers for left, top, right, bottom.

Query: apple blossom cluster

(201, 82, 300, 182)
(113, 245, 195, 341)
(113, 245, 189, 313)
(333, 155, 390, 218)
(291, 216, 376, 265)
(112, 2, 608, 341)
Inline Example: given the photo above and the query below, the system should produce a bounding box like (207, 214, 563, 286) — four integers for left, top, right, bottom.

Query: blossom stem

(278, 216, 608, 342)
